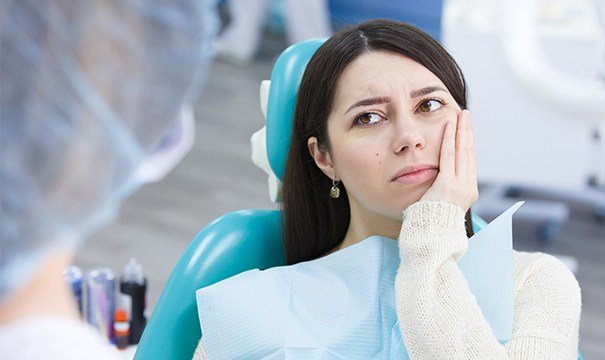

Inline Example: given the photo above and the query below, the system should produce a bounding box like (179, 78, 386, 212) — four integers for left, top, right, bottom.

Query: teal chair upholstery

(134, 39, 492, 360)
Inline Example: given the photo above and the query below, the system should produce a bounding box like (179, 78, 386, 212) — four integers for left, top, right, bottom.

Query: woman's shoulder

(511, 250, 581, 302)
(512, 250, 575, 275)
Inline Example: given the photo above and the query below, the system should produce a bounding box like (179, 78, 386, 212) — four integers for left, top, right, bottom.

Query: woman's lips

(392, 168, 438, 184)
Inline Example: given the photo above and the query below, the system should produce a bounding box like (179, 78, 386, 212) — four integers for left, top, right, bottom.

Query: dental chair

(135, 39, 582, 360)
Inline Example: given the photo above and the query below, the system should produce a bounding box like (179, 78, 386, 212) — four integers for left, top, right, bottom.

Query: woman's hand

(420, 110, 478, 213)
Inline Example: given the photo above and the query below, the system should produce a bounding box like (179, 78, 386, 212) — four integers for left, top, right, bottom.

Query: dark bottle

(120, 258, 147, 344)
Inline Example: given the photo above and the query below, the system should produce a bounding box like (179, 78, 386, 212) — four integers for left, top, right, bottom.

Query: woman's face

(309, 51, 462, 223)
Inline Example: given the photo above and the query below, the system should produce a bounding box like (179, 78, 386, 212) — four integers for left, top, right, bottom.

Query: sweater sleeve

(395, 200, 582, 359)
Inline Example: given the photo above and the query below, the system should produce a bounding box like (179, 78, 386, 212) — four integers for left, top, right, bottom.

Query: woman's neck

(0, 249, 80, 325)
(336, 201, 403, 252)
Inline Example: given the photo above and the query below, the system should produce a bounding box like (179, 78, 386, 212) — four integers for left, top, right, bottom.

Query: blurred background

(73, 0, 604, 357)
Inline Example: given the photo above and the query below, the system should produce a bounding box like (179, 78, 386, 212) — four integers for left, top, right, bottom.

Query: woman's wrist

(399, 200, 468, 260)
(403, 200, 466, 227)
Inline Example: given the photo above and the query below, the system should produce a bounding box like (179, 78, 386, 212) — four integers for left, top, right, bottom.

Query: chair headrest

(265, 39, 326, 181)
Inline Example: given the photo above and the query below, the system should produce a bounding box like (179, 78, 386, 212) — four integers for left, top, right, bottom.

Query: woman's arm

(505, 250, 581, 358)
(395, 200, 581, 359)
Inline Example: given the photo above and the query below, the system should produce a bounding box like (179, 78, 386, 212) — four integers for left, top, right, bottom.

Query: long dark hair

(281, 19, 474, 265)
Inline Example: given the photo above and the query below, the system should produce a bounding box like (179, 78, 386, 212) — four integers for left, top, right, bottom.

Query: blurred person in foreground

(0, 0, 217, 358)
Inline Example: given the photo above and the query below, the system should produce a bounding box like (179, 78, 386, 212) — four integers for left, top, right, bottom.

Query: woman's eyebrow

(345, 96, 391, 114)
(410, 85, 447, 98)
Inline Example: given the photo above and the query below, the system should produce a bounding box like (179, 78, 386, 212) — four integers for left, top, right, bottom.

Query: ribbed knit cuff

(399, 200, 468, 261)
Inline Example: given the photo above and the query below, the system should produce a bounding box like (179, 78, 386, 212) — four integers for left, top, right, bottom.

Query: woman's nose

(392, 120, 426, 154)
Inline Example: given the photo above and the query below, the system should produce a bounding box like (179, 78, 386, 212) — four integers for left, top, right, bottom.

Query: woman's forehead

(333, 51, 447, 108)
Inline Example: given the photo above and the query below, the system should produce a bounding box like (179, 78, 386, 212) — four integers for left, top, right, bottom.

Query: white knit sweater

(193, 201, 582, 359)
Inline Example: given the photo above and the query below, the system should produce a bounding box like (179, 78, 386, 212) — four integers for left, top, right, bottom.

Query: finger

(470, 151, 478, 196)
(469, 133, 479, 204)
(465, 110, 474, 154)
(466, 110, 474, 142)
(455, 110, 464, 151)
(456, 111, 473, 206)
(455, 110, 468, 177)
(472, 153, 478, 185)
(463, 110, 475, 174)
(439, 117, 456, 176)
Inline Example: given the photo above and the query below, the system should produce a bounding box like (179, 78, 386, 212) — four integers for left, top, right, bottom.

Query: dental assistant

(0, 1, 216, 358)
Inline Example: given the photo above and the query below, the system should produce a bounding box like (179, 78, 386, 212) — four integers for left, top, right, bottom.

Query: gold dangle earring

(330, 178, 340, 199)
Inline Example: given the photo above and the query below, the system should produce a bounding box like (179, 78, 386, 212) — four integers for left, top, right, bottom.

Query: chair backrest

(135, 210, 283, 359)
(134, 39, 489, 360)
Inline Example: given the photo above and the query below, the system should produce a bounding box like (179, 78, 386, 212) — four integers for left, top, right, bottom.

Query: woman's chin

(396, 193, 425, 208)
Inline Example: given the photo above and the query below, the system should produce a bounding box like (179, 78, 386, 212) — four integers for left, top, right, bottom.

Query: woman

(194, 19, 581, 359)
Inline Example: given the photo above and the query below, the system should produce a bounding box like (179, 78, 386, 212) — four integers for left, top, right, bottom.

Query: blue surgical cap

(0, 0, 218, 299)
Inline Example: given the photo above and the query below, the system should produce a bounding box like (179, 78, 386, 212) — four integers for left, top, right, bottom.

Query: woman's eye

(354, 112, 384, 126)
(418, 99, 443, 113)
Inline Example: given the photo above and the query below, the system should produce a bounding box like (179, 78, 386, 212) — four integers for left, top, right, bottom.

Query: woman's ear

(308, 136, 338, 180)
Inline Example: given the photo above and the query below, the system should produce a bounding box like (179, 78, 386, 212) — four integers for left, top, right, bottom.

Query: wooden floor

(75, 39, 605, 358)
